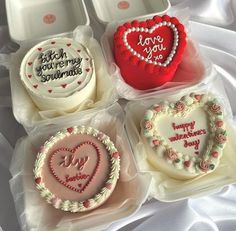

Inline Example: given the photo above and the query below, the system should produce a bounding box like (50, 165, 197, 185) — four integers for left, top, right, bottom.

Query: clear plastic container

(124, 76, 236, 201)
(92, 0, 170, 24)
(10, 103, 152, 230)
(6, 0, 89, 43)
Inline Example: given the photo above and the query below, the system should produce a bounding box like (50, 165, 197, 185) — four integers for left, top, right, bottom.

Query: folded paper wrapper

(9, 103, 152, 231)
(9, 26, 118, 132)
(125, 75, 236, 201)
(101, 8, 212, 100)
(0, 132, 19, 231)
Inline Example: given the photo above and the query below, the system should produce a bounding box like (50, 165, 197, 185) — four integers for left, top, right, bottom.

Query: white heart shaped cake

(20, 38, 96, 111)
(34, 126, 120, 212)
(141, 93, 227, 179)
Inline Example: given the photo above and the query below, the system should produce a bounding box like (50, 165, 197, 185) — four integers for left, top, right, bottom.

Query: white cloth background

(1, 0, 236, 230)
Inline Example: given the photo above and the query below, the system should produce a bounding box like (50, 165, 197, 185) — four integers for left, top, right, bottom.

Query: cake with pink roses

(141, 93, 227, 179)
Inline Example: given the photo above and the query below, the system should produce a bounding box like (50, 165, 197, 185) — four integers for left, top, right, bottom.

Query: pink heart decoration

(67, 127, 74, 133)
(49, 142, 101, 193)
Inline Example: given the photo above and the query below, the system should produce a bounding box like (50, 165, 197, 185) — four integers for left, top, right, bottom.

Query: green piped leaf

(212, 99, 218, 104)
(209, 164, 215, 170)
(216, 144, 223, 148)
(175, 159, 181, 163)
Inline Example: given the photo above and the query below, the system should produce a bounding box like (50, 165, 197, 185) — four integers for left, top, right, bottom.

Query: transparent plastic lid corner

(6, 0, 89, 43)
(92, 0, 171, 24)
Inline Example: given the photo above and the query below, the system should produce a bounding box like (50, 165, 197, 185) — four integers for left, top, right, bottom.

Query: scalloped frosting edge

(114, 15, 187, 75)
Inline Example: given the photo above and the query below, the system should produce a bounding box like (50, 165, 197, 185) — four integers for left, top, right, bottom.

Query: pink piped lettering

(184, 139, 200, 150)
(65, 172, 90, 183)
(172, 121, 196, 132)
(59, 155, 89, 170)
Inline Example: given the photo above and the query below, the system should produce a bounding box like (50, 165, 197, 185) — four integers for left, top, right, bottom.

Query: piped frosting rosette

(20, 38, 96, 111)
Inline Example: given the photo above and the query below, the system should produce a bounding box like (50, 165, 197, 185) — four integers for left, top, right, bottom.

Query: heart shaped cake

(34, 126, 120, 212)
(20, 38, 96, 111)
(141, 93, 227, 179)
(114, 15, 187, 90)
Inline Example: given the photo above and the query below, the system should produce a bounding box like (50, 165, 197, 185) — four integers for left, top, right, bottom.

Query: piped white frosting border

(34, 126, 120, 212)
(123, 22, 179, 67)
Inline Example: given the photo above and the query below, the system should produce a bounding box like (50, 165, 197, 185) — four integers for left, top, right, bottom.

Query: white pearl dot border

(123, 22, 179, 67)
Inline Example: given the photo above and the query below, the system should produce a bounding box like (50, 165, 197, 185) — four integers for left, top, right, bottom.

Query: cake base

(114, 51, 176, 90)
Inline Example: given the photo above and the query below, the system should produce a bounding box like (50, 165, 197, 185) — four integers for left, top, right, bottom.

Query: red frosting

(114, 15, 187, 90)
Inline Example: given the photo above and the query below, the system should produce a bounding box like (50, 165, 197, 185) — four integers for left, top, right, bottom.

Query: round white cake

(20, 38, 96, 111)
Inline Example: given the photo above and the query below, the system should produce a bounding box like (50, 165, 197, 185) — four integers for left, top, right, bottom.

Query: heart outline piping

(49, 141, 101, 193)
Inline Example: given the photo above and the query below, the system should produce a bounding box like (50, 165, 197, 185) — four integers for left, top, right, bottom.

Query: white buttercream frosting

(20, 38, 96, 111)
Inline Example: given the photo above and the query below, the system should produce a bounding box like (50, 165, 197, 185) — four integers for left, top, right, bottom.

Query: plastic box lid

(6, 0, 89, 43)
(92, 0, 171, 24)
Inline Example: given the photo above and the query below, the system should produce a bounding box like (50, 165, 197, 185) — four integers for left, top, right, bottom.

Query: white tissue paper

(125, 74, 236, 201)
(9, 103, 152, 231)
(0, 132, 20, 231)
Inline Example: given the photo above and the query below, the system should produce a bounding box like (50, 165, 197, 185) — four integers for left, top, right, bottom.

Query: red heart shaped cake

(34, 126, 120, 212)
(114, 15, 187, 90)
